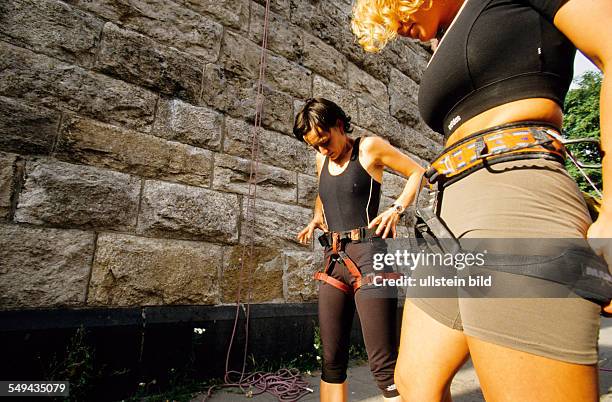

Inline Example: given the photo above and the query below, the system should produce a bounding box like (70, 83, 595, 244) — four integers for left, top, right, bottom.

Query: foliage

(563, 71, 603, 196)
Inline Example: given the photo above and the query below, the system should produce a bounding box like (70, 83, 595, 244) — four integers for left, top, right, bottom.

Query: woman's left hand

(587, 209, 612, 314)
(368, 208, 401, 239)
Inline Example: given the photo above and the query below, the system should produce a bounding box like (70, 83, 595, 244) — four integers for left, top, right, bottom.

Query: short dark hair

(293, 98, 353, 142)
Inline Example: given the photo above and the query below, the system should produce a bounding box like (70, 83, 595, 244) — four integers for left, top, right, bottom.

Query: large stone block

(88, 233, 221, 306)
(239, 198, 310, 249)
(15, 159, 140, 230)
(138, 180, 239, 244)
(56, 116, 213, 188)
(0, 0, 103, 68)
(297, 173, 318, 209)
(223, 117, 314, 175)
(283, 250, 321, 302)
(66, 0, 222, 61)
(213, 153, 297, 204)
(253, 0, 290, 19)
(302, 32, 347, 86)
(220, 31, 310, 99)
(0, 96, 59, 155)
(0, 224, 94, 309)
(385, 40, 429, 84)
(200, 64, 294, 135)
(0, 153, 17, 220)
(250, 3, 303, 62)
(152, 98, 223, 151)
(0, 42, 157, 131)
(347, 63, 389, 112)
(96, 22, 203, 102)
(389, 67, 421, 126)
(221, 245, 284, 303)
(178, 0, 249, 31)
(313, 75, 359, 124)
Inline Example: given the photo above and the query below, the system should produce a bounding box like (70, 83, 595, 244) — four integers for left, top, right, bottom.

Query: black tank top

(318, 137, 381, 232)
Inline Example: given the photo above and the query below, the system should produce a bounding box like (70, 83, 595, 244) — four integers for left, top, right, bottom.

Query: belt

(317, 227, 379, 249)
(425, 122, 566, 187)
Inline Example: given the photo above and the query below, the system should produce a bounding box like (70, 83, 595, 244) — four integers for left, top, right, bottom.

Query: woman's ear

(336, 118, 345, 135)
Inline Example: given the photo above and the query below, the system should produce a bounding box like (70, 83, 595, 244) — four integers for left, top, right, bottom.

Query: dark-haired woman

(351, 0, 612, 401)
(294, 97, 424, 402)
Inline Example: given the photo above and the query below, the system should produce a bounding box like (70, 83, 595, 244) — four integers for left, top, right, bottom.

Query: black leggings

(318, 239, 400, 398)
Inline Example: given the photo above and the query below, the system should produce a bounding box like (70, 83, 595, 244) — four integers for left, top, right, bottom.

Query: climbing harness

(314, 228, 403, 294)
(414, 122, 612, 307)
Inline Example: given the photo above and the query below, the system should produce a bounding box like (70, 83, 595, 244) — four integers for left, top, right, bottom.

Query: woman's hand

(368, 207, 402, 239)
(297, 218, 328, 245)
(587, 209, 612, 314)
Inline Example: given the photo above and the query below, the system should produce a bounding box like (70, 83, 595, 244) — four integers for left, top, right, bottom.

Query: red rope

(201, 1, 312, 400)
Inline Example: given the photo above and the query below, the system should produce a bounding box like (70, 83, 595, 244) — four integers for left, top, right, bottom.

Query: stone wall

(0, 0, 440, 310)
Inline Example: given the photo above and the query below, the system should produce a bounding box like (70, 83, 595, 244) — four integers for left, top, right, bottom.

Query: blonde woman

(352, 0, 612, 401)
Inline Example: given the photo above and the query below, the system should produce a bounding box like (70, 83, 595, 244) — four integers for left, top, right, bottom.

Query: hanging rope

(201, 1, 313, 400)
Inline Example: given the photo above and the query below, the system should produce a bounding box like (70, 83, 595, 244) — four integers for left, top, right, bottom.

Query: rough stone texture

(313, 75, 359, 124)
(0, 224, 94, 309)
(223, 117, 314, 175)
(385, 40, 430, 84)
(0, 153, 17, 220)
(0, 42, 157, 132)
(96, 23, 203, 102)
(213, 153, 297, 204)
(88, 233, 221, 306)
(0, 96, 60, 155)
(201, 63, 295, 135)
(250, 3, 303, 62)
(302, 32, 347, 86)
(221, 245, 284, 303)
(283, 250, 321, 302)
(219, 31, 311, 99)
(253, 0, 290, 19)
(382, 171, 408, 200)
(347, 63, 389, 112)
(152, 98, 223, 151)
(55, 116, 213, 188)
(0, 0, 103, 68)
(15, 159, 140, 230)
(240, 198, 310, 249)
(297, 173, 318, 209)
(138, 180, 239, 244)
(389, 68, 421, 127)
(178, 0, 249, 31)
(358, 100, 441, 160)
(67, 0, 222, 61)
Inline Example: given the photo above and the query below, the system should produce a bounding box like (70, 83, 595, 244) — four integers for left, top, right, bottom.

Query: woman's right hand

(297, 218, 328, 245)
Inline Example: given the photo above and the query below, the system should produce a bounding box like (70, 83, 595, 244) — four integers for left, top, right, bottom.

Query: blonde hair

(351, 0, 428, 52)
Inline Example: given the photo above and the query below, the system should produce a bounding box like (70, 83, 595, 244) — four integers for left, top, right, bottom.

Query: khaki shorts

(410, 159, 601, 364)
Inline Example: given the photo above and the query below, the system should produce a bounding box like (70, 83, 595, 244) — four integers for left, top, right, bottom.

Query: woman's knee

(394, 366, 450, 402)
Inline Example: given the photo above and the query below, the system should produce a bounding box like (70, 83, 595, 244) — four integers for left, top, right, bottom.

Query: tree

(563, 70, 603, 197)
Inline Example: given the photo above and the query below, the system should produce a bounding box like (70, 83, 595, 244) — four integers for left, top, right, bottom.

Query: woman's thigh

(467, 334, 599, 402)
(395, 300, 470, 401)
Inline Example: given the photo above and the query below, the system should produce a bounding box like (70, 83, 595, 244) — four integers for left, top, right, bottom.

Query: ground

(191, 318, 612, 402)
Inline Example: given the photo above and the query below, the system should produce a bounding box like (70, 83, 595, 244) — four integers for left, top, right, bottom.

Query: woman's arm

(297, 153, 329, 245)
(363, 136, 426, 239)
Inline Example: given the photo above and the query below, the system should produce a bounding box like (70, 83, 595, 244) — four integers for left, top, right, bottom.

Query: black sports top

(319, 137, 382, 232)
(418, 0, 574, 138)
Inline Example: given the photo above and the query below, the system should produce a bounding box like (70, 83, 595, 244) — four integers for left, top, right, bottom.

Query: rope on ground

(201, 0, 312, 400)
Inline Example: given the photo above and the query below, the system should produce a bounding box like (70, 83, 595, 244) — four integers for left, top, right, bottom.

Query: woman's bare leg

(467, 335, 598, 402)
(395, 300, 470, 402)
(320, 380, 348, 402)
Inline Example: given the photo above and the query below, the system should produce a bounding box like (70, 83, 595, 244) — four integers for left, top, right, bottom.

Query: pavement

(192, 318, 612, 402)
